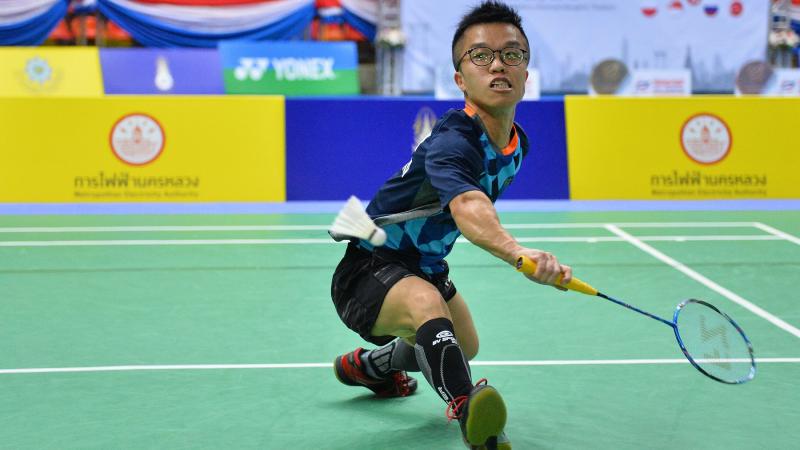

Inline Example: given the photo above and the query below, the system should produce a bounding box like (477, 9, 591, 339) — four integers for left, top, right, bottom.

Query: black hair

(451, 1, 529, 70)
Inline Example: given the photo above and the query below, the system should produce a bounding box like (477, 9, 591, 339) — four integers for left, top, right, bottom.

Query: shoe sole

(464, 386, 507, 448)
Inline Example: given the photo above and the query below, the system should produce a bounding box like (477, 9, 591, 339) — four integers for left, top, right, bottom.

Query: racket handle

(515, 255, 598, 296)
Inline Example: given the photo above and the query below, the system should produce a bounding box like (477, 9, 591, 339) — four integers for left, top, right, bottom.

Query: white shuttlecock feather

(330, 196, 387, 246)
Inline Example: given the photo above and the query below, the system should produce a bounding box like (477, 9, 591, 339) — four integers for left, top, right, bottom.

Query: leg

(370, 276, 451, 338)
(447, 293, 479, 361)
(362, 292, 479, 378)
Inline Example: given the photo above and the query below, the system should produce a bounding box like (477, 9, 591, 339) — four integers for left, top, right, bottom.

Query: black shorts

(331, 243, 457, 346)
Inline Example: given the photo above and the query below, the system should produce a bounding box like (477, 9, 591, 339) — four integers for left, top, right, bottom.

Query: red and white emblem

(680, 113, 732, 165)
(110, 113, 165, 166)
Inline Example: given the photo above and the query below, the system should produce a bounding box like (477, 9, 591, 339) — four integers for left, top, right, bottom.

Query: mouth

(489, 77, 512, 91)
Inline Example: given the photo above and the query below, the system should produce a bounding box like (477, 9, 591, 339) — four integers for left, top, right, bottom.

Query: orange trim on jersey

(500, 127, 519, 156)
(463, 104, 477, 117)
(463, 104, 518, 156)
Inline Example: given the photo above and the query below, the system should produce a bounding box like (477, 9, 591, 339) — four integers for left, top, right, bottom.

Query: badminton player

(330, 2, 572, 448)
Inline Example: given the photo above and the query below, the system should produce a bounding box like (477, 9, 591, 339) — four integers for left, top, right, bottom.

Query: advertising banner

(0, 47, 103, 96)
(565, 96, 800, 199)
(286, 98, 568, 200)
(100, 48, 225, 95)
(0, 97, 285, 202)
(219, 41, 359, 95)
(589, 66, 692, 96)
(402, 0, 768, 93)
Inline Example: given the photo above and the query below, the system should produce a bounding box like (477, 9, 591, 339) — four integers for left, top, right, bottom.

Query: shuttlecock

(330, 196, 386, 246)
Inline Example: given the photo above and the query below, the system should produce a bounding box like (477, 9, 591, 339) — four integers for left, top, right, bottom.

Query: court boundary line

(2, 358, 798, 375)
(606, 224, 800, 339)
(753, 222, 800, 246)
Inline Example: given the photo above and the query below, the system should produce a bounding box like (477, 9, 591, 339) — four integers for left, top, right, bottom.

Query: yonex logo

(435, 331, 454, 339)
(234, 57, 337, 82)
(234, 58, 269, 81)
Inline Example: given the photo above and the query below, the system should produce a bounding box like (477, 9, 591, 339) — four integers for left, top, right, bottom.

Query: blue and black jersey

(358, 106, 529, 275)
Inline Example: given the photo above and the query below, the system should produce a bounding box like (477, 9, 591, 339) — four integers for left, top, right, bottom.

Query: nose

(489, 54, 505, 72)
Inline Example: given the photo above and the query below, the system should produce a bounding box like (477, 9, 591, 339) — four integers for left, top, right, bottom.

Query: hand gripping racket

(516, 255, 756, 384)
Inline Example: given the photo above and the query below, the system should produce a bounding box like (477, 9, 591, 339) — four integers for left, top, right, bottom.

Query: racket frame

(672, 298, 757, 385)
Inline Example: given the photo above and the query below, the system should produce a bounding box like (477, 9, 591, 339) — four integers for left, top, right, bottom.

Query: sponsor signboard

(0, 47, 103, 96)
(0, 97, 285, 202)
(100, 48, 225, 94)
(219, 41, 359, 95)
(286, 98, 568, 200)
(565, 96, 799, 199)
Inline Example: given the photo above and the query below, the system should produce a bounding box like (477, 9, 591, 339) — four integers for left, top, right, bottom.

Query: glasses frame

(457, 46, 529, 71)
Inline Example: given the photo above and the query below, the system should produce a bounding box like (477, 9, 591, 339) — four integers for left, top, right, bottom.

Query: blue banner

(100, 48, 224, 95)
(286, 98, 569, 200)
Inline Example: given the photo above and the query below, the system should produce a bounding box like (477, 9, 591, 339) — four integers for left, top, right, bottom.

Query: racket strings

(676, 300, 755, 383)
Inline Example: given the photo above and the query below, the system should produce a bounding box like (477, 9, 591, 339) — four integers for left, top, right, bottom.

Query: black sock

(414, 317, 473, 403)
(360, 338, 421, 378)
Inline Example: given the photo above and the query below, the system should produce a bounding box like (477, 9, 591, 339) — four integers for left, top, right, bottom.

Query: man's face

(454, 23, 529, 112)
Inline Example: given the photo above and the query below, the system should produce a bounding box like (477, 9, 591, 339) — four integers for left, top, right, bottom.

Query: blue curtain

(0, 0, 68, 45)
(342, 7, 375, 41)
(97, 0, 315, 48)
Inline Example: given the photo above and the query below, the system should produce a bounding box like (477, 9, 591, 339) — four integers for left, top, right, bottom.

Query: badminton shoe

(446, 379, 507, 450)
(334, 347, 417, 397)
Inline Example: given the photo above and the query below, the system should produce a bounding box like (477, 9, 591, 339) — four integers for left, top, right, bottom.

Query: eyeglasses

(457, 47, 529, 70)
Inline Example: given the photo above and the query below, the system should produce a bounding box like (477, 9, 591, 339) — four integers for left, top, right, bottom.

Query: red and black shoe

(446, 379, 507, 450)
(333, 347, 418, 398)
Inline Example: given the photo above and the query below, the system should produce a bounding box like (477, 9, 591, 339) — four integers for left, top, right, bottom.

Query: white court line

(753, 222, 800, 246)
(606, 224, 800, 339)
(0, 225, 331, 233)
(0, 239, 338, 247)
(1, 358, 797, 375)
(0, 222, 759, 233)
(0, 235, 782, 247)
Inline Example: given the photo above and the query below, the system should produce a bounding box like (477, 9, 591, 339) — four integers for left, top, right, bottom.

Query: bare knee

(407, 290, 450, 327)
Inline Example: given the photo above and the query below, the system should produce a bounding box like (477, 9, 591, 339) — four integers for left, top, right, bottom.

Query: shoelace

(392, 372, 412, 396)
(445, 378, 488, 422)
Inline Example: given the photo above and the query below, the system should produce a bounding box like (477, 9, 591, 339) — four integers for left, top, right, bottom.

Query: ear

(454, 70, 467, 94)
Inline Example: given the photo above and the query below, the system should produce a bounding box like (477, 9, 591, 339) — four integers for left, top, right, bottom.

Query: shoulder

(426, 109, 482, 155)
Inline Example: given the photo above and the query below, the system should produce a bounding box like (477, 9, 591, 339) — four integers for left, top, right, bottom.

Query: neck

(464, 100, 515, 148)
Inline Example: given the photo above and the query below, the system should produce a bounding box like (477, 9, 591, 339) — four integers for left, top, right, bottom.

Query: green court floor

(1, 210, 798, 449)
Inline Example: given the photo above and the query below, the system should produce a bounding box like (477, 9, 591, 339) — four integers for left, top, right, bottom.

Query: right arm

(449, 189, 572, 289)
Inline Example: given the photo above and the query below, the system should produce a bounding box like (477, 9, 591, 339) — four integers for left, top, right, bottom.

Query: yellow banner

(0, 96, 285, 202)
(0, 47, 103, 96)
(565, 96, 800, 199)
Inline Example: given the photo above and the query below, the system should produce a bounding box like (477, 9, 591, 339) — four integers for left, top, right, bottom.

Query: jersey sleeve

(424, 127, 484, 209)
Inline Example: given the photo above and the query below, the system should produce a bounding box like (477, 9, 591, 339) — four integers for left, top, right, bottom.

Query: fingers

(560, 264, 573, 286)
(532, 251, 561, 285)
(525, 251, 572, 291)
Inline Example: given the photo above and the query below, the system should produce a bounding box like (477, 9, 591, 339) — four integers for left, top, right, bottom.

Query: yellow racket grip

(515, 255, 598, 296)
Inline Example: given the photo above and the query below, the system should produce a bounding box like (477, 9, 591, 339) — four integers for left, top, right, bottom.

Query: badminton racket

(516, 255, 756, 384)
